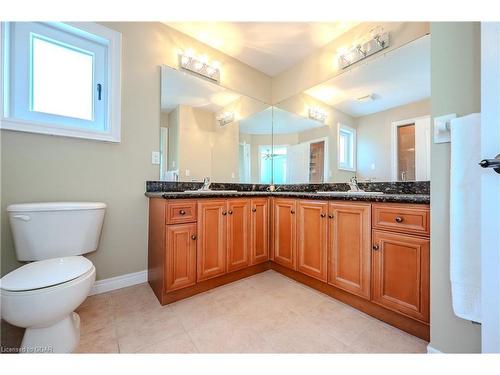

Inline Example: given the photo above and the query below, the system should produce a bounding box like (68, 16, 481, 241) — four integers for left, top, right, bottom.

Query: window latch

(97, 83, 102, 101)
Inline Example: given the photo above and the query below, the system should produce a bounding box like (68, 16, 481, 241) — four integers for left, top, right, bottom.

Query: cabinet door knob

(395, 216, 404, 223)
(191, 234, 197, 240)
(252, 208, 257, 212)
(372, 244, 380, 251)
(179, 210, 186, 215)
(320, 213, 326, 218)
(290, 210, 295, 214)
(228, 210, 233, 215)
(328, 214, 334, 219)
(222, 211, 227, 216)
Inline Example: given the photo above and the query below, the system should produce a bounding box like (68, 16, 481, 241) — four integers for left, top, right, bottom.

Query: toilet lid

(0, 256, 93, 292)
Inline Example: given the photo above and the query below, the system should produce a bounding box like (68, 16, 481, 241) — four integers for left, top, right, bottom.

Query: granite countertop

(144, 190, 430, 204)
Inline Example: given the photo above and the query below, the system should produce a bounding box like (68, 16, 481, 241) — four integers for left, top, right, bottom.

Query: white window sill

(338, 166, 356, 172)
(0, 117, 121, 143)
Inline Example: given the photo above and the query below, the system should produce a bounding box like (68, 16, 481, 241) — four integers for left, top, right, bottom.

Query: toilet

(0, 202, 106, 353)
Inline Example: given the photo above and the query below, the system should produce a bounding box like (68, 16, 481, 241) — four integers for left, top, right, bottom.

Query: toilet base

(21, 312, 81, 353)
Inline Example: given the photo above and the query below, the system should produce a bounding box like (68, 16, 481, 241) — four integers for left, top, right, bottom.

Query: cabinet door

(328, 203, 371, 299)
(273, 198, 297, 270)
(197, 200, 227, 281)
(297, 200, 328, 281)
(165, 223, 197, 292)
(227, 199, 251, 272)
(250, 198, 270, 265)
(372, 229, 430, 322)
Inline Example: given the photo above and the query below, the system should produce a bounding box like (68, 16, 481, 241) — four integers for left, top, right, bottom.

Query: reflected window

(338, 124, 356, 171)
(259, 146, 287, 184)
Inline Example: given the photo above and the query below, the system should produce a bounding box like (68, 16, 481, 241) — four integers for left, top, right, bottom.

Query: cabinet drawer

(372, 204, 429, 236)
(166, 200, 197, 224)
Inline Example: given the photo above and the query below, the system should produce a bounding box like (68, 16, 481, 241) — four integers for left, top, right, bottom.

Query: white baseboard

(427, 344, 443, 354)
(90, 269, 148, 295)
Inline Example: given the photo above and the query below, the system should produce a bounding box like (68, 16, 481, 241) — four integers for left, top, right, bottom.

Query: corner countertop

(144, 190, 430, 204)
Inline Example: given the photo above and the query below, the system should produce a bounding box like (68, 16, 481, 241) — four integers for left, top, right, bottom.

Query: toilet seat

(0, 256, 93, 292)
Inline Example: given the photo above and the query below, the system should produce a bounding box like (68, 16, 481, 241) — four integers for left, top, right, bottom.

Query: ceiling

(161, 65, 242, 113)
(165, 22, 359, 76)
(240, 107, 324, 135)
(305, 34, 431, 117)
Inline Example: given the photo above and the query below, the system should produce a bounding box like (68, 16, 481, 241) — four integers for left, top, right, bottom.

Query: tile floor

(1, 270, 428, 353)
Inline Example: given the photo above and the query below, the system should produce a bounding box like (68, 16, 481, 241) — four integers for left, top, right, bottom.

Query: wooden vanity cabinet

(197, 200, 227, 281)
(250, 198, 270, 265)
(296, 200, 328, 281)
(328, 202, 371, 299)
(226, 199, 251, 272)
(371, 229, 430, 322)
(165, 223, 197, 292)
(272, 198, 297, 270)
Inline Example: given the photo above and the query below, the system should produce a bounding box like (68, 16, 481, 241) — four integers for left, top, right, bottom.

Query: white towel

(164, 170, 179, 182)
(450, 113, 482, 323)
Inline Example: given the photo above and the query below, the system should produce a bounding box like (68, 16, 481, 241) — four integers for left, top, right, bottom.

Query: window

(1, 22, 121, 142)
(338, 123, 356, 171)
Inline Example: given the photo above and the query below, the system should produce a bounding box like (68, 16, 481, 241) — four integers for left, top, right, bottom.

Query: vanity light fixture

(308, 107, 328, 123)
(179, 49, 221, 82)
(216, 111, 235, 127)
(338, 27, 390, 69)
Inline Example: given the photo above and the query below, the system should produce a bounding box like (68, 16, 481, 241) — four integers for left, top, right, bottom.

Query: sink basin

(316, 191, 384, 195)
(183, 190, 238, 194)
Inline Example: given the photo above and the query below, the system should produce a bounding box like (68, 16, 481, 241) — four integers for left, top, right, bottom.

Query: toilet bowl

(0, 202, 106, 353)
(1, 256, 96, 353)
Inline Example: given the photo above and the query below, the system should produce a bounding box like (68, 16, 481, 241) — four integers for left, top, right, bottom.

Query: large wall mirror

(274, 34, 431, 183)
(159, 34, 430, 185)
(160, 66, 272, 183)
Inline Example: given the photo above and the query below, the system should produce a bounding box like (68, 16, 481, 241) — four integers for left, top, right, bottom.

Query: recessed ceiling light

(356, 94, 375, 103)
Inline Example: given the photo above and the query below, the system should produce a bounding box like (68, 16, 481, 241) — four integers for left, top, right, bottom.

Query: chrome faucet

(199, 176, 211, 191)
(348, 176, 363, 192)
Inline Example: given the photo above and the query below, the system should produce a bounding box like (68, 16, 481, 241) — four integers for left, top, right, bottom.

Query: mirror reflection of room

(160, 66, 272, 183)
(274, 34, 430, 183)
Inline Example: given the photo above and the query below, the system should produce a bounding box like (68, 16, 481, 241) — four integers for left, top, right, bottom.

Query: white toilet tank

(7, 202, 106, 261)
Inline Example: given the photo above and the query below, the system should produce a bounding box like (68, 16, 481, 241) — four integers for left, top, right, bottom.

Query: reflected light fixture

(338, 27, 390, 69)
(179, 49, 221, 82)
(356, 94, 375, 103)
(217, 111, 234, 127)
(308, 107, 328, 123)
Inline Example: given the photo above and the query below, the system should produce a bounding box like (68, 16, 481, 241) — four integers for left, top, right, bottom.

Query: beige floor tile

(76, 298, 114, 336)
(135, 332, 198, 353)
(75, 326, 119, 353)
(115, 306, 185, 353)
(349, 320, 428, 353)
(186, 314, 267, 353)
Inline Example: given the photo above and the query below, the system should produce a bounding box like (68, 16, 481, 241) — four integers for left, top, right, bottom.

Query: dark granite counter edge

(144, 191, 430, 204)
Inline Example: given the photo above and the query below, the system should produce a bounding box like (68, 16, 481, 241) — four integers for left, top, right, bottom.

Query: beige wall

(272, 22, 430, 103)
(0, 22, 272, 279)
(356, 99, 430, 181)
(430, 22, 481, 353)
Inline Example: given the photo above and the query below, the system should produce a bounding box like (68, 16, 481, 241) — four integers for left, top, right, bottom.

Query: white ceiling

(165, 22, 359, 76)
(161, 66, 243, 113)
(304, 34, 431, 117)
(240, 106, 324, 135)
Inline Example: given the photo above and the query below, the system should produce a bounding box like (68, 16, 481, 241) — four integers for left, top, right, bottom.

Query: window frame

(0, 22, 122, 143)
(337, 123, 357, 172)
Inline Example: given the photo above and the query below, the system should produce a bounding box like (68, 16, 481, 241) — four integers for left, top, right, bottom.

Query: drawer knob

(372, 244, 380, 251)
(228, 210, 233, 215)
(395, 216, 404, 223)
(191, 234, 197, 240)
(328, 214, 334, 219)
(179, 210, 186, 215)
(320, 213, 326, 218)
(290, 210, 295, 214)
(252, 208, 257, 212)
(222, 211, 227, 216)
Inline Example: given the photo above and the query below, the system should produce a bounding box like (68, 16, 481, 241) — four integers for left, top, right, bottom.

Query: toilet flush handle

(12, 214, 31, 222)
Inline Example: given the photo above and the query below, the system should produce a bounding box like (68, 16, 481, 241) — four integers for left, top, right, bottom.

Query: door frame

(480, 22, 500, 353)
